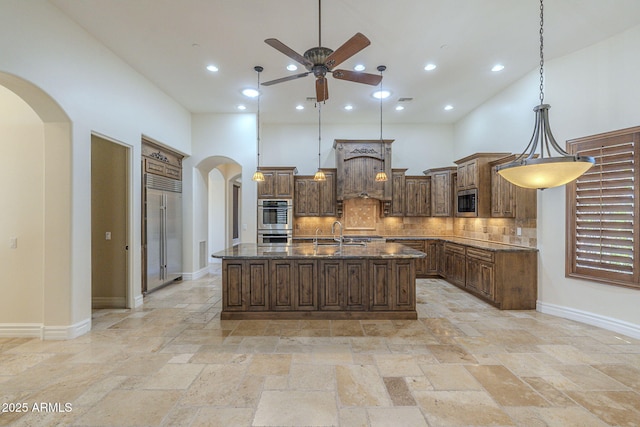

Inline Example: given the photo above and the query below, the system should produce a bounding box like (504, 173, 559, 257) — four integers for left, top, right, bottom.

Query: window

(566, 126, 640, 289)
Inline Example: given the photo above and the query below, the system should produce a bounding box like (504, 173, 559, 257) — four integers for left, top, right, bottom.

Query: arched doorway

(0, 72, 76, 339)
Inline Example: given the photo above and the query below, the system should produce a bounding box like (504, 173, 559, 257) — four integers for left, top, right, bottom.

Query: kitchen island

(212, 242, 426, 320)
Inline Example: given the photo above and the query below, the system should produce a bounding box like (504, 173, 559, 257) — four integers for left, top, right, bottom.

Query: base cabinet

(221, 257, 417, 319)
(387, 239, 427, 277)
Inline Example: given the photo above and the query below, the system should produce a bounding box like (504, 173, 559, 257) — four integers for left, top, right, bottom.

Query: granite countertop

(211, 242, 427, 259)
(293, 235, 538, 252)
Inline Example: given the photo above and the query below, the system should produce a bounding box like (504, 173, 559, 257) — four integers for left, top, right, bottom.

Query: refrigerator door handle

(160, 196, 166, 280)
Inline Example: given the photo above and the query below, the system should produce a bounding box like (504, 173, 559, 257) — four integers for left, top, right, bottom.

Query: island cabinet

(257, 167, 297, 199)
(386, 239, 428, 278)
(294, 169, 337, 217)
(222, 260, 270, 312)
(370, 259, 415, 311)
(319, 260, 368, 311)
(270, 260, 317, 311)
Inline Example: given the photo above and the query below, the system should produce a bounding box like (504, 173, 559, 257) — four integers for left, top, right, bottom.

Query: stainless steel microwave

(457, 189, 478, 217)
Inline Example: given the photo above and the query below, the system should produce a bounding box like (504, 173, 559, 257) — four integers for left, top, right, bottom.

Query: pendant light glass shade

(252, 66, 265, 182)
(375, 65, 388, 182)
(496, 0, 594, 190)
(314, 170, 326, 181)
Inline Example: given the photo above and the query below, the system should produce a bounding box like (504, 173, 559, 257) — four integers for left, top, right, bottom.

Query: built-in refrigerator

(144, 173, 182, 293)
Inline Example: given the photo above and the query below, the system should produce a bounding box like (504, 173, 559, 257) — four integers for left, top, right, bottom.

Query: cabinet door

(319, 170, 337, 216)
(222, 261, 244, 311)
(344, 260, 367, 310)
(466, 257, 480, 291)
(436, 241, 445, 276)
(319, 260, 342, 310)
(478, 262, 495, 299)
(245, 260, 270, 311)
(390, 170, 406, 216)
(257, 171, 275, 198)
(295, 260, 317, 310)
(275, 170, 294, 198)
(491, 165, 515, 218)
(369, 259, 392, 310)
(398, 240, 427, 277)
(294, 178, 320, 216)
(425, 240, 439, 275)
(430, 170, 454, 217)
(405, 177, 430, 217)
(393, 259, 415, 310)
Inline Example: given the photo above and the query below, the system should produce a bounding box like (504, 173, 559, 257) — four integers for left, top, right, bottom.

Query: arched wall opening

(0, 72, 76, 339)
(196, 156, 242, 271)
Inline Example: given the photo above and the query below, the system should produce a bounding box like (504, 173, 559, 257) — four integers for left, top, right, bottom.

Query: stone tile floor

(1, 273, 639, 426)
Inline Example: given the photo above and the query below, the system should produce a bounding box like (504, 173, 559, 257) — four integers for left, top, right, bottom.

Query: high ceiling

(50, 0, 640, 125)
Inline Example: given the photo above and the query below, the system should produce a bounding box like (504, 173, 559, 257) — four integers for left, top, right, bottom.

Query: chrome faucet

(331, 220, 343, 248)
(313, 228, 322, 250)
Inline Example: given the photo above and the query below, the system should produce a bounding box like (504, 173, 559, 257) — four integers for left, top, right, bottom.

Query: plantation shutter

(566, 127, 640, 289)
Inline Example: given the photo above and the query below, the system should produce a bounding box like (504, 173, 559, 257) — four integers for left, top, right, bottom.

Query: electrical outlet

(517, 227, 522, 236)
(483, 226, 488, 233)
(105, 232, 111, 240)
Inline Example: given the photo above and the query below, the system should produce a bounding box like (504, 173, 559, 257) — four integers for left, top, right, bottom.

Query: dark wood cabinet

(319, 259, 368, 311)
(387, 239, 427, 277)
(294, 169, 337, 217)
(454, 153, 510, 217)
(333, 139, 393, 201)
(257, 167, 297, 199)
(270, 259, 317, 311)
(369, 259, 414, 311)
(389, 169, 407, 217)
(405, 176, 431, 216)
(424, 167, 456, 217)
(425, 239, 439, 276)
(443, 242, 466, 287)
(222, 260, 269, 312)
(489, 156, 537, 219)
(465, 248, 495, 299)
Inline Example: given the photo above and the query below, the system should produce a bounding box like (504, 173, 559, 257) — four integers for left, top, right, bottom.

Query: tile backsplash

(293, 198, 536, 248)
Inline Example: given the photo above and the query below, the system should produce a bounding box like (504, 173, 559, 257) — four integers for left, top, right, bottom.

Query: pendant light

(252, 66, 265, 182)
(375, 65, 388, 182)
(313, 103, 326, 181)
(496, 0, 594, 189)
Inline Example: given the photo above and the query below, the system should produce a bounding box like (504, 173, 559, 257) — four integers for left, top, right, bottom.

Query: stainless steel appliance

(144, 174, 182, 292)
(258, 230, 293, 246)
(457, 189, 478, 217)
(258, 199, 293, 230)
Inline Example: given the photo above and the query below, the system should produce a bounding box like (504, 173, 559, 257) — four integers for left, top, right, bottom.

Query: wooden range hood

(333, 139, 393, 201)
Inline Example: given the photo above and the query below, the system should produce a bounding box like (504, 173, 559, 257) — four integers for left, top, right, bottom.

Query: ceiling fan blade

(316, 77, 329, 102)
(262, 72, 310, 86)
(264, 38, 313, 68)
(332, 69, 382, 86)
(324, 32, 371, 69)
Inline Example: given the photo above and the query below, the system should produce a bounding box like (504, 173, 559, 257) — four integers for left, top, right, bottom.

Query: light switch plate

(105, 232, 112, 240)
(10, 237, 17, 249)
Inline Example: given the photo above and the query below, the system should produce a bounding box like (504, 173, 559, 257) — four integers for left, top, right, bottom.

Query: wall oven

(257, 230, 293, 246)
(258, 199, 293, 230)
(457, 189, 478, 217)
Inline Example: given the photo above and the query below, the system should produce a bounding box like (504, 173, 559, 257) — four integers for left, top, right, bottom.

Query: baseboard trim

(537, 301, 640, 340)
(133, 294, 144, 308)
(92, 296, 126, 309)
(182, 267, 210, 281)
(0, 318, 91, 340)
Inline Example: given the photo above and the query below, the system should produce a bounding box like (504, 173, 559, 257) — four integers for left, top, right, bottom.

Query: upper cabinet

(489, 155, 537, 219)
(405, 176, 431, 217)
(454, 153, 509, 217)
(424, 167, 457, 217)
(294, 169, 338, 217)
(388, 169, 407, 217)
(142, 140, 183, 181)
(333, 139, 393, 201)
(257, 167, 297, 199)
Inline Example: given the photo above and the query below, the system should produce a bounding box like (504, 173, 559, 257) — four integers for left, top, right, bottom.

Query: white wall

(455, 25, 640, 336)
(0, 0, 191, 337)
(263, 123, 455, 175)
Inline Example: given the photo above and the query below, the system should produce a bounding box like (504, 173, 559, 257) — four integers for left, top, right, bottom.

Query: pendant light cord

(256, 66, 262, 168)
(318, 103, 322, 169)
(539, 0, 544, 104)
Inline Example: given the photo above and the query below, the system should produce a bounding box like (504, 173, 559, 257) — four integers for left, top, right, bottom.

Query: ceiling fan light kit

(496, 0, 594, 189)
(262, 0, 381, 103)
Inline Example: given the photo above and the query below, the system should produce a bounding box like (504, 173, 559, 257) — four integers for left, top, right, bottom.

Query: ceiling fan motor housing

(304, 47, 334, 69)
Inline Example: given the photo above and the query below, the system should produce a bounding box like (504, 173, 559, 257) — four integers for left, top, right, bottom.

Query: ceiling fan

(262, 0, 382, 102)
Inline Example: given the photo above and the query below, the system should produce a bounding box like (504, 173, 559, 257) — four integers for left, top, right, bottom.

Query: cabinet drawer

(466, 247, 494, 263)
(444, 242, 465, 255)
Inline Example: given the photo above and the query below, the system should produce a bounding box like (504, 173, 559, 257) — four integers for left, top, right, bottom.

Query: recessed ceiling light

(492, 64, 505, 72)
(353, 64, 365, 72)
(287, 64, 298, 71)
(373, 90, 391, 99)
(344, 105, 354, 110)
(206, 64, 219, 72)
(395, 105, 405, 111)
(237, 105, 247, 110)
(242, 88, 260, 98)
(444, 104, 454, 111)
(296, 105, 304, 110)
(424, 63, 437, 71)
